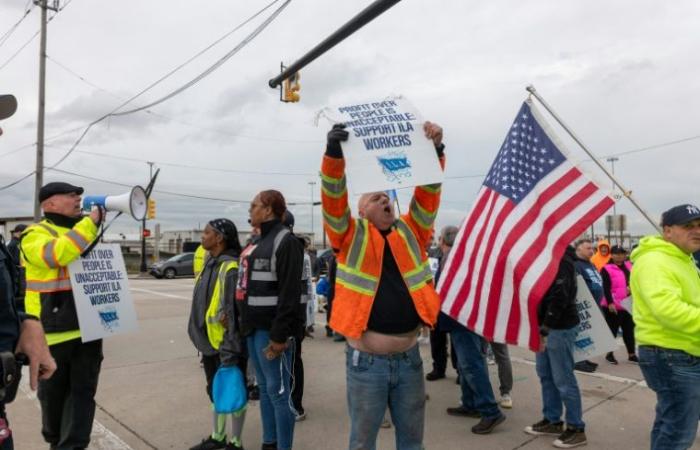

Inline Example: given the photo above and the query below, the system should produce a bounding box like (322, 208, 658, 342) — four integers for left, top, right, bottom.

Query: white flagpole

(526, 85, 661, 234)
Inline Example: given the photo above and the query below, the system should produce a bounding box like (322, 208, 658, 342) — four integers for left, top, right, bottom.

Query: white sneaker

(499, 393, 513, 409)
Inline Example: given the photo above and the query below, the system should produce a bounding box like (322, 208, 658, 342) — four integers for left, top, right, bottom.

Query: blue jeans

(246, 330, 295, 450)
(450, 327, 502, 420)
(345, 344, 425, 450)
(639, 346, 700, 450)
(535, 327, 584, 429)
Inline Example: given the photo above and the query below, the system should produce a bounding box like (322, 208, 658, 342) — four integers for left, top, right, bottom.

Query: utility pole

(308, 181, 316, 246)
(140, 162, 154, 273)
(33, 0, 58, 220)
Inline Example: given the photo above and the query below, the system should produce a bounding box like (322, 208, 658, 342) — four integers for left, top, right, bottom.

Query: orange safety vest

(321, 155, 444, 339)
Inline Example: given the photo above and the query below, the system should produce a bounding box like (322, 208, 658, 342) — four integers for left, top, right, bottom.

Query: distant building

(0, 215, 33, 240)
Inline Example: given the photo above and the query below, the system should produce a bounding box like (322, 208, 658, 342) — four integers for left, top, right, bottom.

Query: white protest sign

(68, 244, 138, 342)
(573, 275, 617, 362)
(332, 97, 444, 194)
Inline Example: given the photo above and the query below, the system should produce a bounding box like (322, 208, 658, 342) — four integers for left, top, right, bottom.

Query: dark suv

(150, 252, 195, 279)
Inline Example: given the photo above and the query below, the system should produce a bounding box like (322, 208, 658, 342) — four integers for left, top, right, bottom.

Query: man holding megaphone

(19, 182, 104, 450)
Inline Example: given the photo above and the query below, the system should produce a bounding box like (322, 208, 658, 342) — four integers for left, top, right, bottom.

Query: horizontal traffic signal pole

(268, 0, 401, 88)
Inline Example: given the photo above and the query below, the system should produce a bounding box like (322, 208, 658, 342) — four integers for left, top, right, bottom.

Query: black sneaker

(628, 355, 639, 364)
(189, 436, 227, 450)
(425, 370, 446, 381)
(261, 443, 277, 450)
(224, 443, 243, 450)
(446, 405, 481, 418)
(574, 361, 596, 373)
(524, 418, 564, 436)
(471, 414, 505, 434)
(605, 352, 618, 365)
(553, 427, 587, 448)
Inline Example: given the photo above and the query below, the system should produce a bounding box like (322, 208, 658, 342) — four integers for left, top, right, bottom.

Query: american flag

(437, 101, 614, 351)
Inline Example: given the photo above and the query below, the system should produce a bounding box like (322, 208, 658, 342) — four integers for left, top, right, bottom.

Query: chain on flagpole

(525, 85, 661, 234)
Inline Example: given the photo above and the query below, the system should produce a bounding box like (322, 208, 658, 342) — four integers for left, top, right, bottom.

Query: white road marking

(510, 356, 647, 387)
(19, 368, 134, 450)
(131, 287, 190, 300)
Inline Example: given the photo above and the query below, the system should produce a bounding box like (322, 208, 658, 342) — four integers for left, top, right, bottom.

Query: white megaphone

(82, 186, 148, 221)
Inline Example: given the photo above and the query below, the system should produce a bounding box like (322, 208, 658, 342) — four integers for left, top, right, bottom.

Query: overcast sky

(1, 0, 699, 241)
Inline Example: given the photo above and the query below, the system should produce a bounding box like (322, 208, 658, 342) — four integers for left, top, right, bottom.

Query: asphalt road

(9, 277, 700, 450)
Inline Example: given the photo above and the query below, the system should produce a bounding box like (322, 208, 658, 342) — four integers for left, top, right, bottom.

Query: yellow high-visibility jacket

(193, 244, 209, 278)
(20, 216, 97, 346)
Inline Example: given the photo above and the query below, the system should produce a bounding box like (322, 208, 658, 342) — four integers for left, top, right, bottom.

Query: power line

(46, 167, 318, 205)
(45, 145, 317, 177)
(0, 0, 73, 71)
(46, 55, 322, 144)
(0, 0, 291, 192)
(0, 2, 35, 49)
(46, 0, 290, 169)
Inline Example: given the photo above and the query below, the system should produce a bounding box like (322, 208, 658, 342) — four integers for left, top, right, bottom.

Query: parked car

(150, 252, 195, 279)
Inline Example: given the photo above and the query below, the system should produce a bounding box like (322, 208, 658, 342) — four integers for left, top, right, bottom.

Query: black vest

(245, 224, 290, 309)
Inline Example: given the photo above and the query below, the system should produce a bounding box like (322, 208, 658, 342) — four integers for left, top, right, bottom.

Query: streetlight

(308, 181, 317, 245)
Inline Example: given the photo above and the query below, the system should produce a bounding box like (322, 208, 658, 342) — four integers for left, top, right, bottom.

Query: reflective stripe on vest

(42, 241, 59, 268)
(409, 197, 437, 230)
(35, 223, 59, 237)
(323, 207, 351, 235)
(65, 229, 90, 252)
(336, 265, 378, 296)
(321, 172, 347, 198)
(395, 220, 422, 267)
(347, 220, 368, 269)
(247, 296, 280, 307)
(404, 262, 434, 292)
(247, 227, 290, 308)
(26, 278, 72, 292)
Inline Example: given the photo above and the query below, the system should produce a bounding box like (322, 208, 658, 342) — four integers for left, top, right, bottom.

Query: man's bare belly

(347, 328, 421, 355)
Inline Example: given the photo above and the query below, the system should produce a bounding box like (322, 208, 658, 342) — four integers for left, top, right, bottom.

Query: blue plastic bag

(212, 365, 247, 414)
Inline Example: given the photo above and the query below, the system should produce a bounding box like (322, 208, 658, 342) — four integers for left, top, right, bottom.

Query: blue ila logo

(377, 151, 412, 183)
(98, 307, 120, 332)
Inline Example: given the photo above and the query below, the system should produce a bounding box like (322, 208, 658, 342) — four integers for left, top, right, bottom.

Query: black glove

(435, 143, 445, 158)
(326, 123, 349, 158)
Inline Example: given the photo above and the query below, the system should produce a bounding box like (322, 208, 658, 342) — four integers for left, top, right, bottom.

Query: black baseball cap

(610, 245, 627, 254)
(39, 182, 84, 203)
(11, 224, 27, 233)
(661, 204, 700, 227)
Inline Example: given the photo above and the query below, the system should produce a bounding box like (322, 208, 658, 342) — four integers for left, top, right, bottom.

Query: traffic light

(283, 72, 300, 103)
(147, 198, 156, 219)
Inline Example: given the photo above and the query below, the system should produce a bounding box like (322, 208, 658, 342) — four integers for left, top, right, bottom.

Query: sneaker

(574, 361, 596, 373)
(224, 443, 243, 450)
(333, 334, 346, 342)
(425, 370, 446, 381)
(189, 436, 227, 450)
(553, 427, 587, 448)
(586, 360, 598, 368)
(628, 355, 639, 364)
(487, 356, 496, 365)
(295, 411, 306, 422)
(325, 327, 334, 338)
(261, 443, 277, 450)
(471, 414, 505, 434)
(524, 419, 564, 436)
(499, 393, 513, 409)
(446, 405, 481, 418)
(605, 352, 618, 365)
